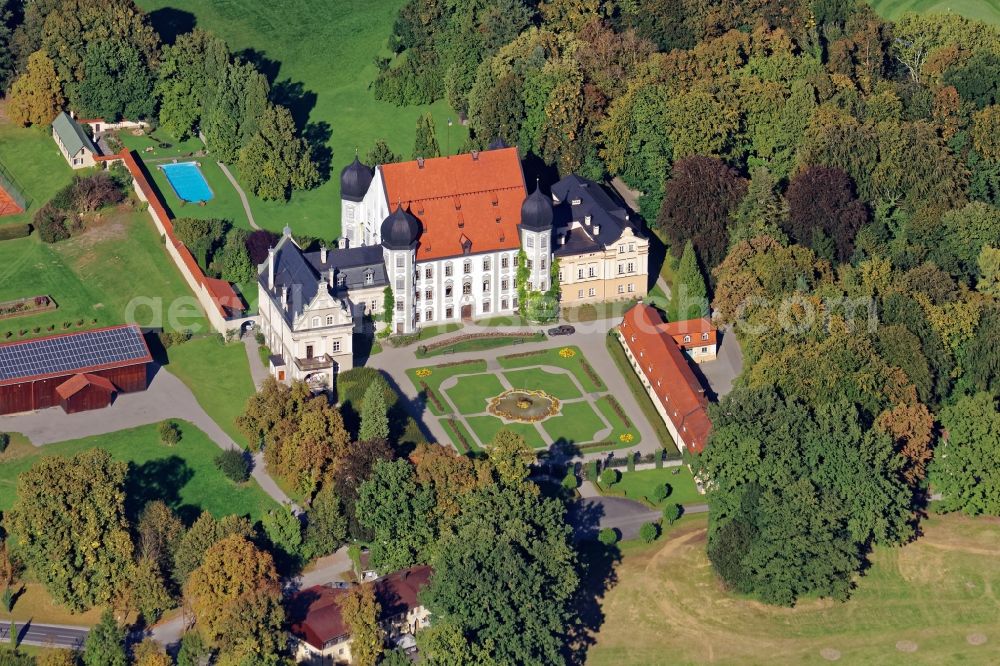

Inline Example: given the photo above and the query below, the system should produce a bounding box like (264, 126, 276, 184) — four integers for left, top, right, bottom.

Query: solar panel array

(0, 326, 150, 383)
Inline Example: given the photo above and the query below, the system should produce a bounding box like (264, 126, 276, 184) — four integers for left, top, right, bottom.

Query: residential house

(51, 112, 98, 169)
(289, 566, 432, 664)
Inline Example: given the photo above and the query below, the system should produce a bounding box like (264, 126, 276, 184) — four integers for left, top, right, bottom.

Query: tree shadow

(236, 48, 281, 86)
(521, 151, 560, 190)
(271, 80, 316, 133)
(146, 8, 197, 46)
(125, 456, 194, 523)
(563, 519, 621, 664)
(303, 121, 333, 184)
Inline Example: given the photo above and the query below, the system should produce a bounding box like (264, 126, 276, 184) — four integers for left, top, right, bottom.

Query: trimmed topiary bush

(663, 503, 683, 525)
(598, 527, 618, 546)
(600, 468, 620, 487)
(562, 469, 579, 491)
(215, 448, 251, 483)
(651, 483, 671, 503)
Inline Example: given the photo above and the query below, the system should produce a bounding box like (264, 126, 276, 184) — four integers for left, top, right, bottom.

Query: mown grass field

(0, 207, 209, 339)
(597, 466, 701, 507)
(0, 423, 278, 522)
(166, 336, 256, 446)
(135, 0, 468, 239)
(0, 113, 74, 227)
(586, 513, 1000, 665)
(869, 0, 1000, 24)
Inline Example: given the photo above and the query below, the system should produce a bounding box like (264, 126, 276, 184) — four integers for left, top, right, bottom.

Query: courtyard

(406, 345, 641, 453)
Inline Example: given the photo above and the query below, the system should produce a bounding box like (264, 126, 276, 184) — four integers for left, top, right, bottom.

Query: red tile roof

(55, 373, 116, 399)
(619, 304, 712, 453)
(380, 148, 526, 261)
(290, 566, 432, 650)
(659, 317, 717, 351)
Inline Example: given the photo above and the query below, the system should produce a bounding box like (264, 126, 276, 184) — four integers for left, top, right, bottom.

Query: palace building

(258, 145, 651, 384)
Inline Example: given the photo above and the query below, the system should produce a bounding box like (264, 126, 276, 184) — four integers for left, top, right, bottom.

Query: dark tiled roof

(551, 174, 642, 256)
(259, 238, 386, 326)
(289, 566, 432, 650)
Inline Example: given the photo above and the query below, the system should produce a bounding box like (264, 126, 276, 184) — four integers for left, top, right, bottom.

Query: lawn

(541, 401, 607, 445)
(595, 395, 641, 445)
(135, 0, 468, 239)
(464, 416, 547, 450)
(503, 367, 582, 399)
(869, 0, 1000, 24)
(599, 466, 702, 507)
(146, 158, 252, 230)
(165, 336, 256, 446)
(117, 126, 205, 159)
(586, 513, 1000, 664)
(498, 346, 604, 392)
(0, 115, 74, 227)
(0, 422, 278, 523)
(444, 373, 506, 415)
(406, 360, 487, 416)
(442, 417, 479, 454)
(0, 207, 209, 340)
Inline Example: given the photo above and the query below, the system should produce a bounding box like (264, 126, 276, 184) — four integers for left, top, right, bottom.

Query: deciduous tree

(357, 459, 434, 571)
(172, 512, 255, 586)
(302, 483, 348, 560)
(184, 535, 284, 662)
(6, 49, 64, 127)
(932, 392, 1000, 516)
(657, 156, 747, 272)
(238, 104, 320, 200)
(338, 583, 383, 666)
(75, 39, 155, 120)
(82, 609, 126, 666)
(784, 165, 868, 261)
(412, 112, 440, 159)
(7, 449, 133, 611)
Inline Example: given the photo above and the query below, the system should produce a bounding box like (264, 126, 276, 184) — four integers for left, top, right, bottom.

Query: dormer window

(702, 332, 709, 340)
(683, 335, 691, 343)
(364, 270, 374, 285)
(326, 315, 334, 326)
(337, 274, 346, 286)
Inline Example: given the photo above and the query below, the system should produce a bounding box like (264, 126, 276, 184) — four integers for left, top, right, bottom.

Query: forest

(373, 0, 1000, 606)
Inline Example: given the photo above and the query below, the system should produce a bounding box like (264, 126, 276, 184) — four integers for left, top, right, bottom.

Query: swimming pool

(160, 162, 214, 203)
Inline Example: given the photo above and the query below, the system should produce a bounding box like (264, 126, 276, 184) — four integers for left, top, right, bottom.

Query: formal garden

(406, 346, 641, 453)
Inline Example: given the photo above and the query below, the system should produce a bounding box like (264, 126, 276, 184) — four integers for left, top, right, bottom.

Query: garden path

(370, 317, 663, 461)
(436, 364, 614, 450)
(0, 367, 297, 510)
(217, 161, 261, 230)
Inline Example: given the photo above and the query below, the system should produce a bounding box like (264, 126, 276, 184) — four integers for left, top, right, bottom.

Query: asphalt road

(569, 496, 707, 541)
(0, 621, 88, 650)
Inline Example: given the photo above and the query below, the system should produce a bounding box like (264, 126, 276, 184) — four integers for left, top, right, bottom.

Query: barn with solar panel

(0, 325, 153, 415)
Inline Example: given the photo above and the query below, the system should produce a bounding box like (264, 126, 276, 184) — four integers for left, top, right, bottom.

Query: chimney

(328, 267, 335, 288)
(417, 157, 424, 168)
(593, 224, 600, 235)
(339, 236, 349, 249)
(267, 246, 276, 290)
(282, 225, 292, 239)
(471, 150, 479, 160)
(320, 243, 327, 263)
(280, 286, 288, 309)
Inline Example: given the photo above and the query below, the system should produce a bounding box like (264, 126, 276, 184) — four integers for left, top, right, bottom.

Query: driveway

(696, 325, 743, 400)
(0, 367, 296, 509)
(569, 495, 708, 541)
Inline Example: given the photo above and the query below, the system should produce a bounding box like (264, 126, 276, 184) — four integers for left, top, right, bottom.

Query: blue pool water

(160, 162, 214, 203)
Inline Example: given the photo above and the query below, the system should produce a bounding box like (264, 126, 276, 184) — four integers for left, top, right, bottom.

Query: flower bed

(498, 349, 548, 361)
(419, 380, 445, 413)
(444, 418, 472, 453)
(417, 330, 541, 356)
(0, 295, 57, 320)
(604, 395, 633, 429)
(487, 388, 560, 423)
(579, 357, 604, 390)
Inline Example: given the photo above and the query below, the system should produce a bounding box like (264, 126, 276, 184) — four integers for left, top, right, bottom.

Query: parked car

(547, 324, 576, 336)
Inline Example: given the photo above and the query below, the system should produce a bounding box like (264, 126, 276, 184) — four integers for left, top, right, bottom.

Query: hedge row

(0, 223, 32, 241)
(419, 381, 445, 412)
(444, 418, 472, 454)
